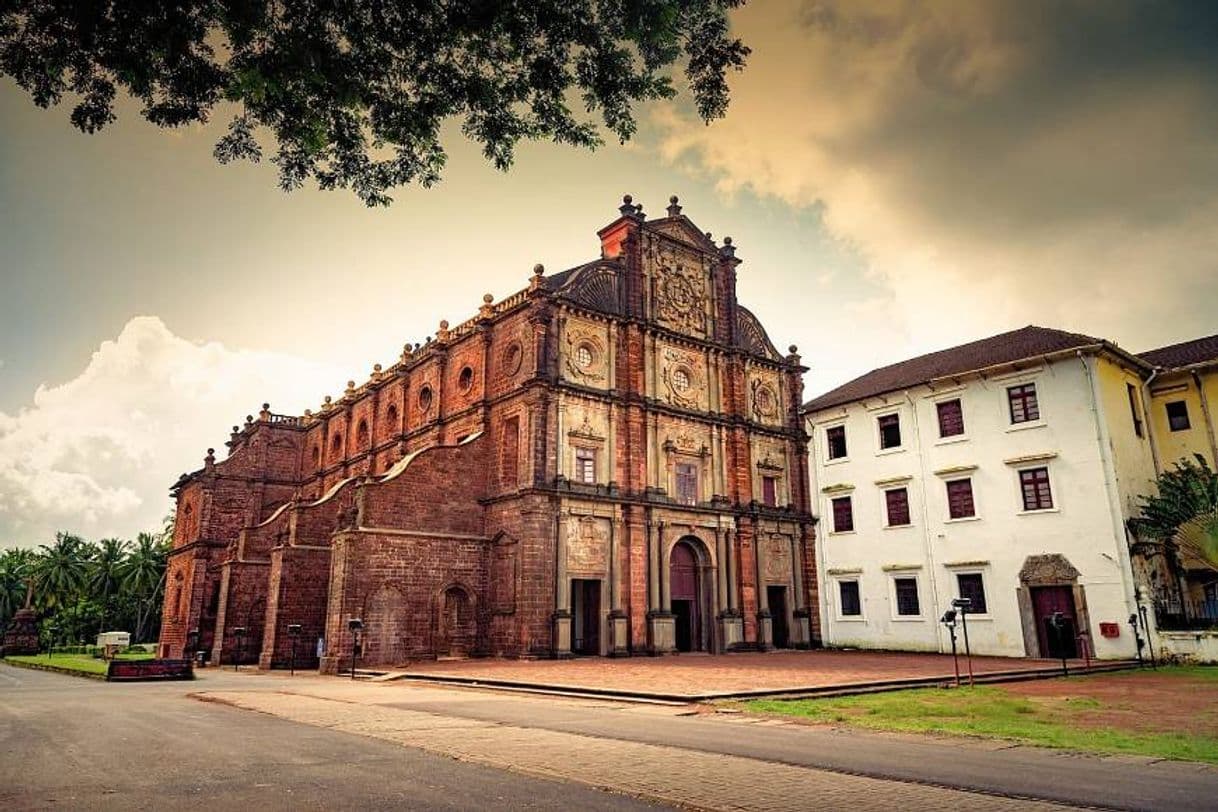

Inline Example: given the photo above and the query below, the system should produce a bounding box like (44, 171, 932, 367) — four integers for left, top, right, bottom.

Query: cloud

(0, 317, 344, 548)
(654, 0, 1218, 389)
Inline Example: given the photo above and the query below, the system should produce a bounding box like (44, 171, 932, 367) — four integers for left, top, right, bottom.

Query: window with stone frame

(956, 573, 988, 614)
(501, 416, 520, 488)
(878, 413, 902, 449)
(894, 577, 920, 616)
(946, 478, 975, 519)
(1167, 400, 1191, 432)
(1126, 383, 1144, 438)
(831, 495, 854, 532)
(1019, 467, 1054, 511)
(675, 462, 699, 505)
(826, 425, 848, 459)
(1007, 382, 1040, 424)
(936, 399, 965, 437)
(762, 475, 778, 507)
(575, 446, 597, 484)
(885, 487, 911, 526)
(839, 580, 861, 616)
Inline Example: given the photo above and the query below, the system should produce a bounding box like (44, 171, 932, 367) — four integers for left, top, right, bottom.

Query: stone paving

(397, 650, 1086, 697)
(202, 684, 1075, 811)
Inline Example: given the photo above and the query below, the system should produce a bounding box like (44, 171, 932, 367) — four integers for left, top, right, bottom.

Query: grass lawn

(745, 666, 1218, 764)
(5, 651, 155, 676)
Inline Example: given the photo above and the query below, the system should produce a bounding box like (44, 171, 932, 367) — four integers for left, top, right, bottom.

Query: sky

(1, 0, 1216, 549)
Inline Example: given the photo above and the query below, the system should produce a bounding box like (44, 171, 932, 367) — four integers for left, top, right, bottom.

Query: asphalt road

(0, 664, 658, 811)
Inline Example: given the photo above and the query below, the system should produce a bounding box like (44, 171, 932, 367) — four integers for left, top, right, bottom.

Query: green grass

(744, 667, 1218, 764)
(5, 651, 154, 676)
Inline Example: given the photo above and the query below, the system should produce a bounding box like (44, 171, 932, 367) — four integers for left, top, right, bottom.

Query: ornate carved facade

(158, 196, 816, 669)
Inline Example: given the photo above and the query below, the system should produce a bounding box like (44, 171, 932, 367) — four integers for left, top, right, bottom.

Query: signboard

(107, 659, 194, 682)
(1099, 622, 1120, 639)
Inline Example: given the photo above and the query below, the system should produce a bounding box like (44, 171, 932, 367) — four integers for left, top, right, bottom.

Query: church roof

(803, 326, 1115, 413)
(1139, 334, 1218, 371)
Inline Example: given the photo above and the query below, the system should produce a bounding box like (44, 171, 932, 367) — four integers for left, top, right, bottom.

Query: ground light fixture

(287, 624, 302, 676)
(232, 626, 247, 671)
(940, 609, 961, 686)
(950, 597, 974, 685)
(347, 618, 363, 680)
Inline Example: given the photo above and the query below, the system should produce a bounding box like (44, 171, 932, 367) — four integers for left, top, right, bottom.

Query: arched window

(386, 403, 399, 427)
(330, 432, 343, 455)
(311, 445, 321, 468)
(357, 419, 370, 449)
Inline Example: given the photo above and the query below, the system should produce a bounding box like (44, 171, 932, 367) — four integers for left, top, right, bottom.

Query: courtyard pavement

(393, 649, 1105, 699)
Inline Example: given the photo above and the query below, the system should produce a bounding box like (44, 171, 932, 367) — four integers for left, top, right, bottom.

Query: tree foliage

(1, 520, 172, 646)
(1132, 454, 1218, 541)
(0, 0, 750, 205)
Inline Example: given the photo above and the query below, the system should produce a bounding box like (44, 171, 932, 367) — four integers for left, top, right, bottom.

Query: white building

(803, 326, 1158, 660)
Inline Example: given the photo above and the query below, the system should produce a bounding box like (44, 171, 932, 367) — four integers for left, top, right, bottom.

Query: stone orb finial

(207, 448, 214, 455)
(262, 402, 270, 410)
(724, 236, 733, 246)
(483, 293, 494, 304)
(669, 195, 678, 205)
(245, 415, 253, 423)
(533, 263, 544, 276)
(232, 425, 240, 433)
(324, 396, 332, 404)
(374, 363, 382, 372)
(789, 345, 798, 354)
(346, 380, 355, 390)
(439, 320, 449, 330)
(623, 194, 633, 205)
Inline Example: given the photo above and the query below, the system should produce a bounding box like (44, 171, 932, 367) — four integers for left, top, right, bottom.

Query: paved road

(3, 663, 1216, 811)
(0, 664, 656, 811)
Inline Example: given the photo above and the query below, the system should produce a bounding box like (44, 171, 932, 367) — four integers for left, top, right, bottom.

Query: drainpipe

(1079, 351, 1138, 656)
(906, 391, 944, 652)
(1142, 368, 1162, 476)
(1194, 370, 1218, 466)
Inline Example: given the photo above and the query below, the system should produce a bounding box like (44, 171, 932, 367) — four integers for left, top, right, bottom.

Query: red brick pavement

(400, 650, 1084, 697)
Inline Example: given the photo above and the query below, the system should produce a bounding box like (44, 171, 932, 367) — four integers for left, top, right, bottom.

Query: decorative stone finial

(374, 363, 382, 372)
(346, 380, 356, 392)
(262, 402, 270, 411)
(245, 414, 253, 424)
(483, 293, 494, 304)
(259, 402, 271, 420)
(304, 409, 312, 417)
(533, 263, 545, 276)
(479, 293, 494, 318)
(205, 448, 216, 466)
(720, 236, 736, 259)
(232, 425, 240, 434)
(789, 344, 798, 354)
(667, 195, 682, 217)
(439, 320, 449, 330)
(724, 236, 733, 245)
(705, 232, 713, 242)
(619, 194, 634, 216)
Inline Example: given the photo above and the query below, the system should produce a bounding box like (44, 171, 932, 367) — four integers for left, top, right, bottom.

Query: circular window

(502, 343, 523, 376)
(418, 385, 433, 412)
(672, 368, 691, 393)
(575, 344, 595, 369)
(458, 366, 474, 392)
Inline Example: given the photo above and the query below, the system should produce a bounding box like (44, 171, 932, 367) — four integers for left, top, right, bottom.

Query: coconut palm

(90, 538, 130, 630)
(123, 532, 170, 642)
(1131, 455, 1218, 541)
(33, 532, 91, 610)
(0, 548, 36, 626)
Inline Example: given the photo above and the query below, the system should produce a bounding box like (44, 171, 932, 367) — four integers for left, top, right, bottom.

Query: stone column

(552, 512, 572, 658)
(754, 525, 773, 651)
(646, 518, 675, 654)
(608, 516, 629, 655)
(659, 523, 672, 612)
(790, 531, 812, 648)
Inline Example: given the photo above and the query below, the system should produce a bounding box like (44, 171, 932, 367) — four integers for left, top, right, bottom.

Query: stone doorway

(768, 585, 790, 649)
(571, 578, 601, 656)
(671, 539, 704, 652)
(1032, 585, 1079, 659)
(1017, 553, 1093, 659)
(437, 584, 476, 658)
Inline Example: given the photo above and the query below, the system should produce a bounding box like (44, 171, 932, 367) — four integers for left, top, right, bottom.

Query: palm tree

(0, 548, 36, 627)
(1131, 455, 1218, 540)
(90, 538, 129, 630)
(123, 532, 169, 642)
(33, 532, 91, 610)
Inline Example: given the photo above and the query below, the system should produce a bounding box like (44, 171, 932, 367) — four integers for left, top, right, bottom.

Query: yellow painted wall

(1095, 357, 1159, 516)
(1148, 369, 1217, 470)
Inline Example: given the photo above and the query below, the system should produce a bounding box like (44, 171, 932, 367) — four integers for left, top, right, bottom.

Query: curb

(2, 658, 108, 681)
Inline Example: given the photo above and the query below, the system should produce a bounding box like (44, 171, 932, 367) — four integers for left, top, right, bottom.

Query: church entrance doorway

(767, 585, 790, 649)
(671, 540, 704, 652)
(437, 585, 476, 658)
(571, 579, 601, 656)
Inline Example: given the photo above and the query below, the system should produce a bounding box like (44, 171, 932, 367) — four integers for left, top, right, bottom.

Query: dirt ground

(400, 649, 1087, 697)
(1001, 669, 1218, 736)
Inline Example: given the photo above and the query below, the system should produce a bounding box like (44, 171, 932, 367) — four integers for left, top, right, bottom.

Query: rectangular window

(956, 573, 988, 614)
(675, 462, 699, 506)
(885, 488, 911, 526)
(1019, 467, 1054, 511)
(894, 577, 921, 616)
(575, 447, 596, 484)
(501, 417, 520, 488)
(762, 476, 777, 507)
(1127, 383, 1144, 438)
(878, 414, 902, 449)
(831, 496, 854, 532)
(936, 399, 965, 438)
(826, 425, 848, 459)
(1007, 383, 1040, 424)
(1167, 400, 1191, 432)
(946, 479, 976, 519)
(839, 580, 861, 616)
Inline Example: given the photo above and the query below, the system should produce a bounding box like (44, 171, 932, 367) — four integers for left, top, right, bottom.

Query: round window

(458, 366, 474, 392)
(672, 368, 691, 393)
(418, 385, 433, 412)
(575, 344, 595, 369)
(503, 343, 523, 375)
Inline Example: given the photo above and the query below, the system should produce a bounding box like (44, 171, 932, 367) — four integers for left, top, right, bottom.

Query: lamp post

(186, 628, 200, 664)
(232, 626, 247, 672)
(940, 609, 960, 687)
(1049, 612, 1069, 676)
(347, 618, 363, 680)
(1128, 612, 1145, 667)
(951, 597, 974, 686)
(287, 624, 302, 676)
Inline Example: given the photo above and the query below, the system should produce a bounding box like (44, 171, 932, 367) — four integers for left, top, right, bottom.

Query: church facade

(157, 197, 816, 671)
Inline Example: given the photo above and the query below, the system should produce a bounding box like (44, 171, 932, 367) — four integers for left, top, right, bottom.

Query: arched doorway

(670, 539, 708, 652)
(436, 584, 476, 657)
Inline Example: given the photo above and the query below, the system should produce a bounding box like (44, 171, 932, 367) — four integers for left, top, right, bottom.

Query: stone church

(158, 196, 817, 671)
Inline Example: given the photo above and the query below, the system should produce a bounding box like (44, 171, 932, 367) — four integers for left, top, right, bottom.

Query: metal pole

(1139, 604, 1157, 669)
(290, 636, 297, 677)
(960, 609, 973, 686)
(350, 631, 358, 680)
(950, 626, 960, 687)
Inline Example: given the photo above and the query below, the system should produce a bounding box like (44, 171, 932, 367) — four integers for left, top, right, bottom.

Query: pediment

(646, 217, 719, 253)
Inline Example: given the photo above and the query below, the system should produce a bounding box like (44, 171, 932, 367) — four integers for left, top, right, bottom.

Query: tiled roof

(1139, 334, 1218, 370)
(803, 326, 1107, 413)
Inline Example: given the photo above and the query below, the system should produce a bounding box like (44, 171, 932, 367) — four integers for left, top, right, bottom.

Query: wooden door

(768, 586, 789, 648)
(671, 542, 700, 651)
(1031, 586, 1078, 659)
